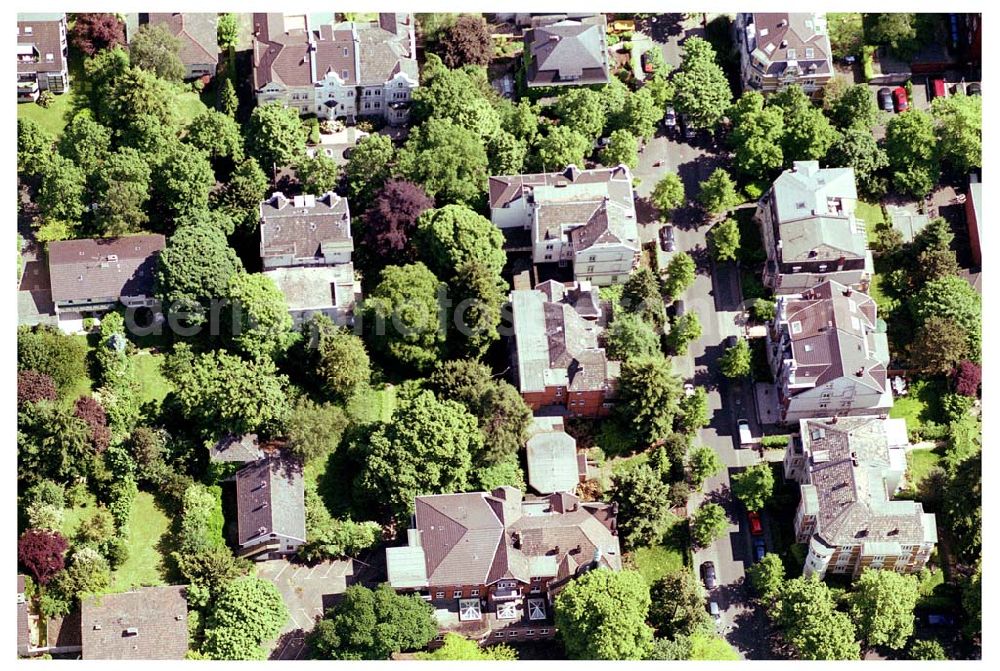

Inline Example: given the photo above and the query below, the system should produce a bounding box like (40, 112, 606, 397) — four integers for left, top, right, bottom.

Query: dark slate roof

(259, 191, 353, 263)
(511, 282, 617, 394)
(17, 575, 30, 655)
(489, 164, 633, 212)
(146, 13, 219, 67)
(81, 586, 188, 660)
(47, 235, 165, 303)
(46, 610, 82, 649)
(209, 433, 262, 463)
(407, 489, 620, 588)
(526, 15, 609, 87)
(17, 13, 65, 75)
(235, 455, 306, 546)
(780, 280, 887, 393)
(743, 13, 832, 76)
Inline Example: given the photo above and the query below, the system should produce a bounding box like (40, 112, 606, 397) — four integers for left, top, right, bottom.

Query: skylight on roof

(851, 316, 862, 331)
(528, 598, 547, 621)
(791, 321, 803, 334)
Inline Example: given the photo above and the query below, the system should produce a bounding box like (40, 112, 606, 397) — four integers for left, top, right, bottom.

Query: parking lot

(256, 558, 355, 659)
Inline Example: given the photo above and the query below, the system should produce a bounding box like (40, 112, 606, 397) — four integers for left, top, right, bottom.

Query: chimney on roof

(564, 165, 581, 182)
(779, 18, 788, 27)
(843, 286, 853, 297)
(548, 33, 561, 43)
(258, 526, 267, 536)
(124, 628, 139, 637)
(270, 192, 288, 209)
(511, 532, 521, 549)
(855, 367, 865, 377)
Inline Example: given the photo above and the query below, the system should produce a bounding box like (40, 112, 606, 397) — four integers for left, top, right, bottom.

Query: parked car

(893, 86, 909, 112)
(659, 225, 677, 252)
(680, 114, 697, 140)
(748, 511, 763, 536)
(709, 601, 721, 620)
(931, 78, 947, 99)
(700, 561, 717, 590)
(877, 87, 894, 112)
(664, 106, 677, 129)
(927, 614, 956, 626)
(726, 334, 738, 348)
(673, 299, 686, 318)
(738, 419, 752, 447)
(753, 538, 766, 562)
(642, 51, 656, 74)
(684, 383, 696, 397)
(967, 82, 982, 96)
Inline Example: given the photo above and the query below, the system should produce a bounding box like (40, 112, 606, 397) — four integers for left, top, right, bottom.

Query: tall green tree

(294, 152, 340, 194)
(307, 584, 437, 660)
(651, 173, 686, 218)
(911, 275, 982, 362)
(731, 462, 775, 511)
(600, 129, 640, 169)
(616, 355, 683, 448)
(286, 398, 349, 464)
(246, 101, 306, 171)
(605, 314, 661, 362)
(533, 125, 591, 172)
(613, 464, 675, 549)
(362, 263, 447, 372)
(849, 569, 919, 650)
(690, 502, 728, 546)
(152, 142, 215, 219)
(649, 571, 712, 639)
(59, 112, 113, 177)
(931, 93, 982, 174)
(774, 576, 860, 660)
(676, 386, 710, 434)
(687, 445, 723, 491)
(450, 259, 506, 359)
(553, 88, 607, 140)
(619, 87, 661, 139)
(224, 273, 293, 360)
(202, 576, 288, 660)
(308, 316, 372, 400)
(216, 13, 240, 51)
(415, 204, 506, 278)
(128, 24, 185, 81)
(719, 338, 752, 378)
(17, 118, 54, 179)
(698, 169, 741, 216)
(215, 158, 269, 230)
(662, 251, 696, 299)
(355, 390, 479, 520)
(621, 267, 666, 328)
(708, 217, 741, 261)
(727, 91, 785, 180)
(155, 220, 244, 318)
(828, 83, 879, 130)
(554, 569, 654, 660)
(185, 109, 245, 161)
(672, 37, 732, 129)
(395, 117, 488, 207)
(667, 312, 702, 355)
(93, 147, 152, 236)
(827, 127, 889, 198)
(37, 155, 87, 225)
(885, 109, 940, 197)
(770, 85, 838, 162)
(746, 552, 785, 600)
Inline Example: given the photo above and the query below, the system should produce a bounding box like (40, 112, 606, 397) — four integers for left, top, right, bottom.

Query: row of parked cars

(698, 513, 767, 623)
(877, 79, 981, 114)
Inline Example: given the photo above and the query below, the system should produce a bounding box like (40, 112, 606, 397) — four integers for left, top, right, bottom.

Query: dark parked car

(680, 114, 697, 140)
(753, 538, 766, 562)
(659, 224, 677, 252)
(700, 561, 717, 590)
(893, 86, 909, 112)
(877, 87, 894, 112)
(967, 82, 982, 96)
(673, 299, 686, 318)
(927, 614, 956, 626)
(709, 601, 721, 620)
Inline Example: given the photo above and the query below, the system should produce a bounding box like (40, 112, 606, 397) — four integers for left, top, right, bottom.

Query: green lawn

(134, 352, 172, 405)
(890, 378, 946, 436)
(344, 384, 397, 425)
(856, 200, 887, 239)
(17, 92, 74, 137)
(628, 515, 687, 585)
(61, 335, 95, 408)
(906, 446, 942, 489)
(110, 492, 172, 592)
(175, 89, 209, 125)
(59, 489, 100, 540)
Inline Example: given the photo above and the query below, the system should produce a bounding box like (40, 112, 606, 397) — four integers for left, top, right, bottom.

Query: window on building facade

(453, 590, 462, 598)
(470, 589, 479, 597)
(436, 591, 444, 599)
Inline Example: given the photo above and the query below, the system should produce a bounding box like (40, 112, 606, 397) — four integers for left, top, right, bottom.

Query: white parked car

(684, 383, 696, 397)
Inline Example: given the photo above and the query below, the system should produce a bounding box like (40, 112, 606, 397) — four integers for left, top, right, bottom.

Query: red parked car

(892, 87, 910, 112)
(748, 511, 763, 536)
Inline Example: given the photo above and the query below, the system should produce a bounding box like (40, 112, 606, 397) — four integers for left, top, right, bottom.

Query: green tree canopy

(224, 272, 293, 361)
(216, 13, 240, 50)
(155, 220, 244, 318)
(774, 576, 860, 660)
(533, 125, 591, 172)
(662, 251, 696, 299)
(605, 313, 661, 362)
(621, 266, 666, 328)
(152, 142, 215, 219)
(554, 88, 607, 140)
(616, 355, 683, 448)
(698, 169, 742, 216)
(648, 570, 712, 640)
(307, 584, 437, 660)
(202, 576, 288, 659)
(885, 109, 940, 197)
(246, 101, 306, 170)
(286, 398, 348, 464)
(746, 552, 785, 600)
(731, 462, 775, 512)
(294, 152, 340, 194)
(826, 126, 889, 198)
(676, 386, 710, 434)
(362, 262, 447, 372)
(770, 85, 838, 163)
(667, 312, 702, 355)
(651, 173, 686, 218)
(415, 204, 506, 278)
(17, 117, 54, 178)
(849, 569, 920, 650)
(911, 275, 982, 362)
(345, 132, 395, 207)
(613, 464, 675, 549)
(93, 147, 152, 236)
(600, 128, 640, 169)
(719, 338, 752, 378)
(450, 259, 506, 358)
(931, 93, 981, 174)
(687, 445, 723, 491)
(356, 389, 479, 520)
(215, 157, 270, 230)
(828, 83, 879, 130)
(727, 91, 785, 180)
(690, 502, 728, 546)
(418, 633, 517, 660)
(308, 316, 372, 400)
(185, 108, 245, 162)
(554, 569, 654, 660)
(672, 37, 732, 129)
(619, 87, 662, 140)
(128, 24, 185, 81)
(708, 217, 741, 262)
(395, 117, 488, 207)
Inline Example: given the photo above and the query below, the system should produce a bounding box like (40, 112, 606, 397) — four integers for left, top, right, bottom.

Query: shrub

(37, 91, 54, 108)
(760, 435, 790, 449)
(953, 360, 981, 397)
(17, 370, 58, 409)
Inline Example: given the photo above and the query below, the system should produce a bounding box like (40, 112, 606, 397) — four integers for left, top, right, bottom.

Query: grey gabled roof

(526, 417, 579, 494)
(209, 433, 262, 463)
(235, 455, 305, 546)
(259, 191, 352, 263)
(81, 586, 189, 659)
(527, 15, 609, 85)
(47, 235, 165, 303)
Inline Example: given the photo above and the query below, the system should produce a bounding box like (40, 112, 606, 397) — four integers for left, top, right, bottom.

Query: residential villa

(234, 455, 306, 561)
(251, 12, 417, 125)
(46, 235, 165, 333)
(489, 165, 639, 286)
(385, 487, 621, 643)
(81, 586, 189, 659)
(17, 13, 69, 102)
(135, 13, 219, 80)
(524, 14, 610, 87)
(785, 416, 938, 579)
(735, 13, 834, 98)
(766, 279, 892, 424)
(509, 280, 620, 418)
(756, 161, 873, 295)
(259, 191, 360, 328)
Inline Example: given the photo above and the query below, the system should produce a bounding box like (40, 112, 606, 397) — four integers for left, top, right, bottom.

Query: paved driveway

(257, 558, 354, 659)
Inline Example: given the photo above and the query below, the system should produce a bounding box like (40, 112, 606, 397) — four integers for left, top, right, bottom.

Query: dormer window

(787, 48, 797, 59)
(790, 321, 803, 334)
(805, 47, 815, 59)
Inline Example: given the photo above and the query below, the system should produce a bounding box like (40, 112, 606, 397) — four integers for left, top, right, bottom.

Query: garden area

(626, 514, 689, 585)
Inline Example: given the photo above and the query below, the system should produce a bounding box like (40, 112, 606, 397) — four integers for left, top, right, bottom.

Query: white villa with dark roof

(489, 165, 639, 286)
(756, 161, 873, 295)
(736, 13, 834, 97)
(252, 12, 417, 125)
(259, 191, 360, 328)
(524, 14, 610, 87)
(766, 279, 892, 424)
(784, 416, 937, 579)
